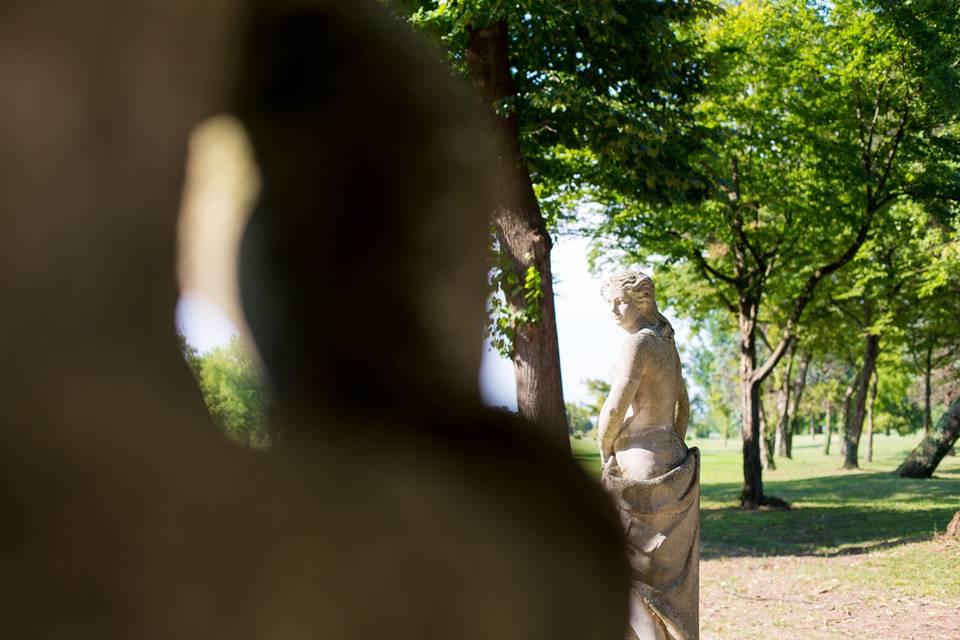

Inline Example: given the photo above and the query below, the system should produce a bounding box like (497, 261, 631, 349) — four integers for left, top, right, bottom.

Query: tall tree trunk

(723, 156, 875, 506)
(466, 22, 567, 447)
(896, 400, 960, 478)
(809, 410, 816, 440)
(775, 342, 796, 458)
(844, 334, 880, 469)
(824, 399, 833, 455)
(923, 344, 933, 439)
(739, 310, 765, 508)
(866, 370, 878, 463)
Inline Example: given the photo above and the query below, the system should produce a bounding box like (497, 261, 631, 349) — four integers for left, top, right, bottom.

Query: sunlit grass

(571, 431, 960, 597)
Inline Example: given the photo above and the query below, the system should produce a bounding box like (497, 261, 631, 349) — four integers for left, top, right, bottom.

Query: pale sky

(177, 235, 693, 409)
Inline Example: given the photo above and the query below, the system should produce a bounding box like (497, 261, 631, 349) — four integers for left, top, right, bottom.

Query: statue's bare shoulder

(617, 327, 669, 380)
(623, 327, 674, 355)
(624, 326, 659, 346)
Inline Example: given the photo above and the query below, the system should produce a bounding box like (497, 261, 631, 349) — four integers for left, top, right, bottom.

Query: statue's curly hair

(600, 271, 674, 340)
(599, 271, 654, 303)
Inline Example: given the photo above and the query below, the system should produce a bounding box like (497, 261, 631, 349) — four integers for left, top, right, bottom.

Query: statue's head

(601, 271, 672, 338)
(600, 271, 656, 306)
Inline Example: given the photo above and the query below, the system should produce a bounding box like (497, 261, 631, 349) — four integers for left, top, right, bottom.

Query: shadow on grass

(701, 471, 960, 559)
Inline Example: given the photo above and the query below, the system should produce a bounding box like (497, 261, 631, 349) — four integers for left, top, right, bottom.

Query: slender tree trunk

(723, 154, 874, 506)
(896, 400, 960, 478)
(775, 343, 796, 458)
(841, 369, 861, 460)
(785, 351, 810, 458)
(466, 22, 567, 448)
(824, 399, 833, 455)
(923, 344, 933, 439)
(760, 394, 776, 471)
(809, 410, 816, 441)
(785, 418, 794, 458)
(737, 308, 789, 508)
(844, 334, 880, 469)
(866, 370, 878, 463)
(739, 310, 765, 508)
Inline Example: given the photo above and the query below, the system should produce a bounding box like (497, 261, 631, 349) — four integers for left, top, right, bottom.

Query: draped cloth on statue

(602, 430, 700, 640)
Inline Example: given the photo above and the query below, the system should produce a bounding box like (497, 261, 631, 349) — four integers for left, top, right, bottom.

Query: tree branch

(691, 249, 739, 286)
(663, 227, 740, 289)
(854, 83, 872, 174)
(716, 292, 738, 315)
(875, 100, 911, 200)
(751, 206, 876, 385)
(757, 326, 774, 354)
(830, 297, 864, 327)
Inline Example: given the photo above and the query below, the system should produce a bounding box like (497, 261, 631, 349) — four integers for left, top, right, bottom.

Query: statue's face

(607, 289, 646, 330)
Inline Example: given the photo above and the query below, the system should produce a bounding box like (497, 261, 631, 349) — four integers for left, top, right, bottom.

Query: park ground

(571, 433, 960, 640)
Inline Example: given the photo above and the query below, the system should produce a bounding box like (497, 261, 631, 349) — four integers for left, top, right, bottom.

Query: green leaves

(595, 0, 960, 338)
(401, 0, 717, 225)
(486, 247, 545, 358)
(184, 336, 272, 447)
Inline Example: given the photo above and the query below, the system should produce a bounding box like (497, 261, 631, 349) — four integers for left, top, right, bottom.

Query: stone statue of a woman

(598, 271, 700, 640)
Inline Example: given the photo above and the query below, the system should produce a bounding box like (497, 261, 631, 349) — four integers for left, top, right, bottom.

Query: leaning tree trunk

(896, 400, 960, 478)
(946, 511, 960, 538)
(866, 370, 878, 463)
(844, 334, 880, 469)
(466, 22, 567, 448)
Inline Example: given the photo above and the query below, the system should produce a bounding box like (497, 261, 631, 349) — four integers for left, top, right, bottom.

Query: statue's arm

(675, 379, 690, 440)
(598, 376, 640, 465)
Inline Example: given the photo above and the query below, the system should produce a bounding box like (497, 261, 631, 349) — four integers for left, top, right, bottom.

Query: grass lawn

(570, 431, 960, 599)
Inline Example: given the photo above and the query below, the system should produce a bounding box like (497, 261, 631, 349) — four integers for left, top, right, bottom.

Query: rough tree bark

(759, 394, 776, 471)
(844, 333, 880, 469)
(465, 22, 567, 448)
(896, 400, 960, 478)
(866, 370, 878, 463)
